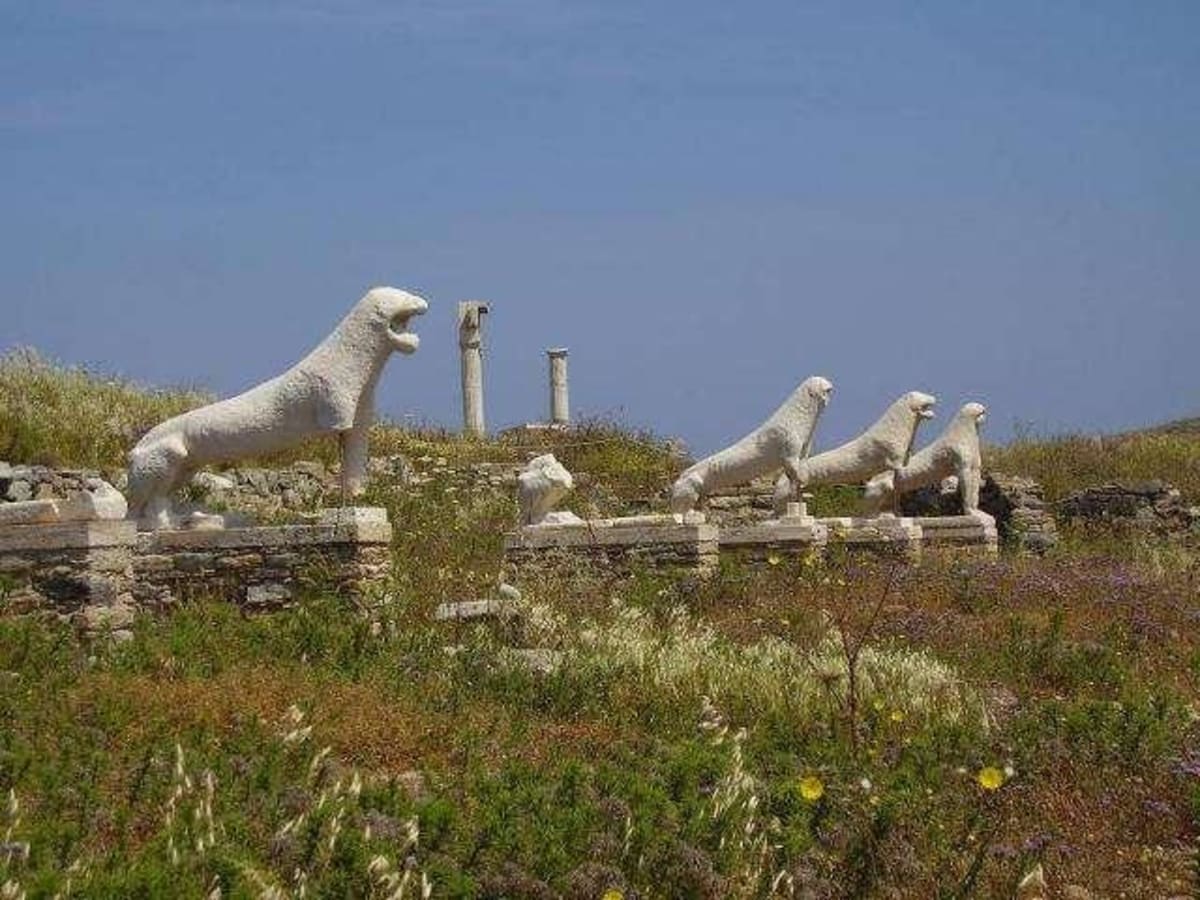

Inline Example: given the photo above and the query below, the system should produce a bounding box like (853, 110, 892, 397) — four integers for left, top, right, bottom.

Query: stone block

(818, 515, 923, 560)
(504, 519, 718, 576)
(719, 517, 829, 564)
(912, 513, 998, 557)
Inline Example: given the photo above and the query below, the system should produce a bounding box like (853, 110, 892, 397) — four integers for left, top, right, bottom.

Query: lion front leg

(339, 426, 370, 502)
(959, 462, 982, 514)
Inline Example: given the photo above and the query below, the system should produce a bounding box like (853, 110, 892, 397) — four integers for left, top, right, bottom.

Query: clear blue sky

(3, 1, 1197, 454)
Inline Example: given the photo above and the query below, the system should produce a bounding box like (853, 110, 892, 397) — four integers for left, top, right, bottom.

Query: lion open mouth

(388, 299, 427, 354)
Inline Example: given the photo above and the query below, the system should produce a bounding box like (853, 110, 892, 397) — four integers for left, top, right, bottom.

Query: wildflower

(798, 775, 825, 802)
(977, 766, 1006, 791)
(601, 889, 625, 900)
(859, 777, 872, 792)
(767, 554, 781, 567)
(889, 709, 905, 723)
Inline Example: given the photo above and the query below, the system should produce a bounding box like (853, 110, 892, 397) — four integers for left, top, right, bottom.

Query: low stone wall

(133, 509, 393, 611)
(979, 473, 1058, 553)
(504, 520, 719, 577)
(1, 462, 109, 503)
(1058, 481, 1197, 535)
(0, 519, 137, 635)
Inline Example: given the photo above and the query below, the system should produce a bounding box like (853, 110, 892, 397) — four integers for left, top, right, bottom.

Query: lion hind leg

(127, 434, 190, 528)
(669, 472, 703, 514)
(861, 472, 892, 516)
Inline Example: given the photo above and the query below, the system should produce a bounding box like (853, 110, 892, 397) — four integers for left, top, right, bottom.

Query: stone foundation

(0, 519, 137, 635)
(719, 517, 829, 564)
(817, 515, 924, 561)
(912, 513, 998, 557)
(504, 518, 719, 577)
(133, 508, 393, 611)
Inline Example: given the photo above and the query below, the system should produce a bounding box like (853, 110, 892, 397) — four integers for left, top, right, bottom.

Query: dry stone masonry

(133, 507, 393, 612)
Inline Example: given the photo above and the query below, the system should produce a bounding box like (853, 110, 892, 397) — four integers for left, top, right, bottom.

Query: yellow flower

(767, 554, 782, 567)
(889, 709, 905, 723)
(601, 890, 625, 900)
(977, 766, 1005, 791)
(799, 775, 825, 802)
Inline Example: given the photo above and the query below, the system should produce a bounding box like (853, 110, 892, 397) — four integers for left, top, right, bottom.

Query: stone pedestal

(504, 517, 718, 577)
(818, 514, 923, 561)
(913, 513, 998, 557)
(718, 516, 828, 564)
(133, 507, 393, 611)
(0, 519, 137, 634)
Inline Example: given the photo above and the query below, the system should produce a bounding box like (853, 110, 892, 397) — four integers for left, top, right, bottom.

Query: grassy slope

(0, 350, 1197, 897)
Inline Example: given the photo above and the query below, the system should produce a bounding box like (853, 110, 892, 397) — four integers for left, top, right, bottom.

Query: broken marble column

(547, 348, 570, 425)
(457, 301, 489, 437)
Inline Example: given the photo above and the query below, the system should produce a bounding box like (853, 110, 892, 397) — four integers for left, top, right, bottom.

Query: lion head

(365, 286, 428, 355)
(905, 391, 938, 421)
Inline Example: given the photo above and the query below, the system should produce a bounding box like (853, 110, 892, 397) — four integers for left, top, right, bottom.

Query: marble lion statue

(126, 286, 428, 529)
(861, 401, 987, 515)
(669, 376, 834, 514)
(518, 453, 583, 526)
(772, 390, 937, 514)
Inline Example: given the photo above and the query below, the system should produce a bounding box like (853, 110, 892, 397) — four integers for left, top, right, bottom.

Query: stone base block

(817, 514, 923, 561)
(718, 517, 828, 564)
(913, 512, 998, 557)
(133, 507, 393, 611)
(504, 519, 718, 577)
(0, 519, 137, 635)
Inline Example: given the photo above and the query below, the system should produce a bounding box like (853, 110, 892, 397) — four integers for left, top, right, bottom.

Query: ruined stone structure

(458, 301, 489, 437)
(547, 348, 570, 426)
(133, 508, 393, 612)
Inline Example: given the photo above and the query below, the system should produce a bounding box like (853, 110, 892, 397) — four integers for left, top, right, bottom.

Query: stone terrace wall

(0, 519, 137, 636)
(133, 510, 393, 612)
(1058, 481, 1198, 535)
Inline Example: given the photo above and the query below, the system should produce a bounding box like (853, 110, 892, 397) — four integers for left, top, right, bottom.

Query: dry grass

(985, 430, 1200, 502)
(0, 347, 209, 470)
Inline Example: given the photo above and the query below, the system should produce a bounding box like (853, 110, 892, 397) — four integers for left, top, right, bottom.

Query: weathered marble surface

(127, 286, 427, 529)
(816, 514, 924, 560)
(863, 402, 986, 515)
(670, 376, 833, 513)
(718, 517, 829, 563)
(547, 348, 570, 425)
(773, 390, 936, 512)
(517, 454, 583, 526)
(458, 301, 488, 437)
(912, 512, 998, 557)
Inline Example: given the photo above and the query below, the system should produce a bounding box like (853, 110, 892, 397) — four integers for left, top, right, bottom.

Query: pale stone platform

(913, 513, 998, 557)
(504, 516, 719, 576)
(718, 516, 829, 563)
(133, 507, 393, 610)
(816, 514, 924, 561)
(0, 519, 138, 635)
